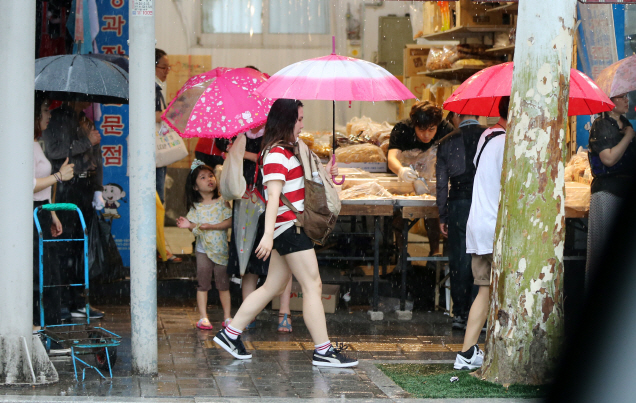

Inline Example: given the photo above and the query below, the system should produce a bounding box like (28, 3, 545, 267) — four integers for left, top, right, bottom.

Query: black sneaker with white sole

(312, 345, 358, 368)
(454, 344, 484, 370)
(213, 330, 252, 359)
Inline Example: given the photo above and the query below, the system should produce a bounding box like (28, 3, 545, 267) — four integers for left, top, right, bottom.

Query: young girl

(177, 161, 233, 330)
(214, 99, 357, 367)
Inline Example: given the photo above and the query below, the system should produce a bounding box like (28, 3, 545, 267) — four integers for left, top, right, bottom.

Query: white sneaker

(454, 345, 483, 370)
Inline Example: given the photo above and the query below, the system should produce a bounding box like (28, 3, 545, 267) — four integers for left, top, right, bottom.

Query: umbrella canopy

(162, 67, 274, 139)
(596, 55, 636, 98)
(87, 53, 129, 72)
(35, 54, 129, 104)
(254, 53, 414, 102)
(443, 62, 614, 117)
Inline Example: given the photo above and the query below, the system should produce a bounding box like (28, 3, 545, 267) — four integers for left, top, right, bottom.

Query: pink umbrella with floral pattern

(162, 67, 275, 139)
(596, 55, 636, 98)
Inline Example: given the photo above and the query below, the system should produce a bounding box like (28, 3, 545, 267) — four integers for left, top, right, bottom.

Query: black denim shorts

(273, 225, 314, 256)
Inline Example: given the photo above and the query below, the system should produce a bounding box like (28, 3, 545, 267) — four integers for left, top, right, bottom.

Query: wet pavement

(0, 305, 526, 401)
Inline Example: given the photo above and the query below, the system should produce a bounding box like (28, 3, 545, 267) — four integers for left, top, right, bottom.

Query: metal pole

(0, 0, 56, 385)
(400, 219, 409, 311)
(129, 0, 158, 375)
(373, 217, 380, 311)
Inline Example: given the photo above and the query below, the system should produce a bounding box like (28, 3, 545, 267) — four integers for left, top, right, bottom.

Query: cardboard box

(453, 0, 505, 27)
(271, 282, 340, 313)
(404, 76, 434, 101)
(403, 46, 431, 77)
(421, 2, 443, 36)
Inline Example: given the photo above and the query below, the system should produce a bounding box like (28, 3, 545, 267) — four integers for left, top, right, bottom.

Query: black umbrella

(35, 54, 129, 104)
(87, 53, 129, 73)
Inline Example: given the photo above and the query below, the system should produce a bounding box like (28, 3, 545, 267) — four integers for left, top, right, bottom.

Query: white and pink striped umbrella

(255, 38, 414, 183)
(254, 52, 414, 102)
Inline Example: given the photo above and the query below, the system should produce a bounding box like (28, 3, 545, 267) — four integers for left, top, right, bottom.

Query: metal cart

(34, 203, 121, 381)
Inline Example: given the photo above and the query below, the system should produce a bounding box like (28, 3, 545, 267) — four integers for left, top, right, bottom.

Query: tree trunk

(478, 0, 578, 385)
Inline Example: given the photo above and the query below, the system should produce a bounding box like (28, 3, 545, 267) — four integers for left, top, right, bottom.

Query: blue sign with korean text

(95, 0, 130, 267)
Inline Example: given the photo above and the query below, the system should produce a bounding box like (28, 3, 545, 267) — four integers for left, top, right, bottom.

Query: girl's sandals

(196, 318, 214, 330)
(167, 252, 182, 263)
(221, 318, 232, 329)
(278, 313, 292, 333)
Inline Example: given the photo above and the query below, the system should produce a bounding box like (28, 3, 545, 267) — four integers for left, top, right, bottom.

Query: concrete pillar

(0, 0, 57, 384)
(129, 0, 158, 375)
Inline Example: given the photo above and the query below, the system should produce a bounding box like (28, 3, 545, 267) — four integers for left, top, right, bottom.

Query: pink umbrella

(255, 37, 415, 183)
(162, 67, 275, 139)
(443, 62, 614, 117)
(596, 55, 636, 98)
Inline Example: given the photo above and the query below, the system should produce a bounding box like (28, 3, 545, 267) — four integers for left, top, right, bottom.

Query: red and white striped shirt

(262, 145, 305, 238)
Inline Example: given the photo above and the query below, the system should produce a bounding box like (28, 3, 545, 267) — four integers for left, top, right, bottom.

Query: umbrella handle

(331, 154, 345, 185)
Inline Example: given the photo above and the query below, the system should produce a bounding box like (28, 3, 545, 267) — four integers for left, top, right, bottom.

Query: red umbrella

(443, 62, 614, 117)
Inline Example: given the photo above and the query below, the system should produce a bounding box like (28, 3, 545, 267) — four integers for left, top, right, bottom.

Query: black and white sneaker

(312, 345, 358, 368)
(213, 330, 252, 359)
(454, 344, 484, 370)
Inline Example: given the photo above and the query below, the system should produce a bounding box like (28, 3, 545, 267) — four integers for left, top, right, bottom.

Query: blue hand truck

(34, 203, 121, 381)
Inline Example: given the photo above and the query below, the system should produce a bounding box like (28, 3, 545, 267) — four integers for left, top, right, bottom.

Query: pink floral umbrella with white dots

(162, 67, 275, 139)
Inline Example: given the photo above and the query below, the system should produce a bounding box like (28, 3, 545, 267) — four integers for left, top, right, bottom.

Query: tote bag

(156, 124, 189, 168)
(219, 133, 247, 200)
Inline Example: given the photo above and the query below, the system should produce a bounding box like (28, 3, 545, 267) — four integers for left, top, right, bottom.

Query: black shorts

(273, 226, 314, 256)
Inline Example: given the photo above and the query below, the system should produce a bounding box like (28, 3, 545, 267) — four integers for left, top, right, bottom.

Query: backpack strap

(475, 130, 505, 169)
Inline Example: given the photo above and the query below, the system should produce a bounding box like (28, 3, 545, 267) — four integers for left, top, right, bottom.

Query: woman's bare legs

(278, 277, 293, 331)
(284, 249, 329, 344)
(241, 273, 259, 301)
(219, 290, 232, 321)
(228, 250, 291, 330)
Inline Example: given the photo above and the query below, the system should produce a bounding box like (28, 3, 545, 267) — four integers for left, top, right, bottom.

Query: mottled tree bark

(478, 0, 578, 385)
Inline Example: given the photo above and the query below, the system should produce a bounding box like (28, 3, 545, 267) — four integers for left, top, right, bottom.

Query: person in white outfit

(454, 97, 509, 370)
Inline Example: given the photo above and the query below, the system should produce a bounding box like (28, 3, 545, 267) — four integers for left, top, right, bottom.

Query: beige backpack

(263, 140, 341, 245)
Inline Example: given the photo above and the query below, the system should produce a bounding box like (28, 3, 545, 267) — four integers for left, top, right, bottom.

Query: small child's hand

(176, 217, 191, 229)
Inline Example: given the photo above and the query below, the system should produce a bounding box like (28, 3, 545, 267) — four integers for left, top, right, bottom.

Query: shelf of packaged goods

(485, 44, 515, 55)
(422, 25, 511, 41)
(417, 66, 484, 81)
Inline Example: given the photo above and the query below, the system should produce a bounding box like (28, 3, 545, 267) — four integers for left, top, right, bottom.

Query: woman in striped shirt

(214, 99, 357, 367)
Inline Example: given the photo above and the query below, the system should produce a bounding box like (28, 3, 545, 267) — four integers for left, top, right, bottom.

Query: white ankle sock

(315, 341, 331, 355)
(224, 325, 242, 340)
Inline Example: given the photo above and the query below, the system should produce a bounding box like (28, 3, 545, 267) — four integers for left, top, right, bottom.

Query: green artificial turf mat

(377, 363, 547, 399)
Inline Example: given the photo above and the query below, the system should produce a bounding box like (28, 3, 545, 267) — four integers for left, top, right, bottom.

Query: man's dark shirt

(388, 118, 454, 153)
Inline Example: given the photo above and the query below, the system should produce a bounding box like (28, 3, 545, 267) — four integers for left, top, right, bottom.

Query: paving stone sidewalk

(0, 305, 537, 402)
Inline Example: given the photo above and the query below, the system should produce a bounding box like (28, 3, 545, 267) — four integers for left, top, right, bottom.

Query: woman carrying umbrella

(32, 94, 74, 328)
(214, 99, 357, 367)
(586, 93, 636, 284)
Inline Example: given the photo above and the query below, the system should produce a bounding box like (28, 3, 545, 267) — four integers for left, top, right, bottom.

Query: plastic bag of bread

(426, 46, 458, 71)
(397, 146, 437, 182)
(380, 140, 390, 156)
(426, 47, 446, 71)
(298, 132, 314, 148)
(308, 131, 332, 158)
(452, 59, 485, 68)
(339, 181, 392, 200)
(335, 143, 387, 163)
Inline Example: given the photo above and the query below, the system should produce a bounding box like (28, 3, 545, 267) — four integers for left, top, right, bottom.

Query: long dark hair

(34, 93, 47, 140)
(260, 99, 304, 158)
(184, 165, 219, 212)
